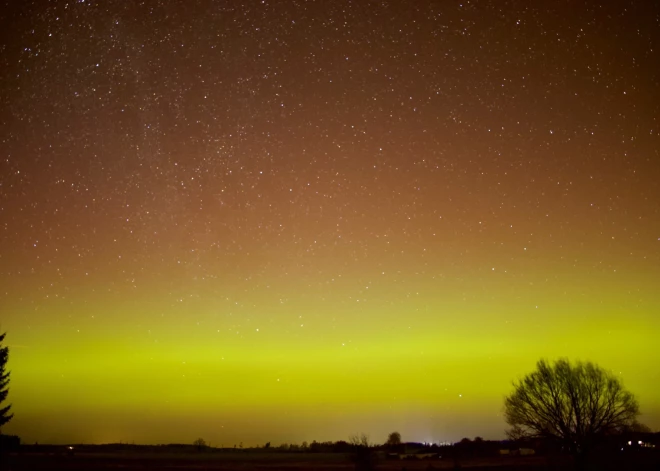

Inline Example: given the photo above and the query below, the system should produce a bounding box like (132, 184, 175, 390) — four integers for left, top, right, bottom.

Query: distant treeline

(0, 434, 20, 451)
(8, 431, 660, 457)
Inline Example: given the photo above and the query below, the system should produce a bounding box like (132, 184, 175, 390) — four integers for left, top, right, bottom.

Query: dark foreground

(2, 450, 659, 471)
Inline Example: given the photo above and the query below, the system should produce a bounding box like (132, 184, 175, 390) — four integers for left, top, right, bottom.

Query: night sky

(1, 0, 659, 446)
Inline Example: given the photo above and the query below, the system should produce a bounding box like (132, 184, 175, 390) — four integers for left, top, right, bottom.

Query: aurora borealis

(1, 0, 659, 446)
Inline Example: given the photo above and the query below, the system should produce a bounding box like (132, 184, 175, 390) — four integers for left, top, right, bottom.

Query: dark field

(3, 450, 660, 471)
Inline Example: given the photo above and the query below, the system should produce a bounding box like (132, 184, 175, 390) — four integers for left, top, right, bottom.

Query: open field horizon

(1, 0, 659, 452)
(4, 447, 660, 471)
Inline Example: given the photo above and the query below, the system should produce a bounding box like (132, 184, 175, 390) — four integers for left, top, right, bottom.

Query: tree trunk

(574, 449, 588, 471)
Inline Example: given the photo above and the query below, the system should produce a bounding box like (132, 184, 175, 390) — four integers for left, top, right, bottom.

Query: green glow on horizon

(5, 264, 659, 445)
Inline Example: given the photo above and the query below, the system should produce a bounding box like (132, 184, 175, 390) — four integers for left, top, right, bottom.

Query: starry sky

(1, 0, 659, 446)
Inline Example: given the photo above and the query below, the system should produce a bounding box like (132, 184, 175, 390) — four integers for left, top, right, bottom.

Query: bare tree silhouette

(348, 433, 370, 448)
(349, 433, 374, 471)
(193, 438, 207, 451)
(0, 333, 12, 431)
(504, 358, 639, 464)
(385, 431, 401, 446)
